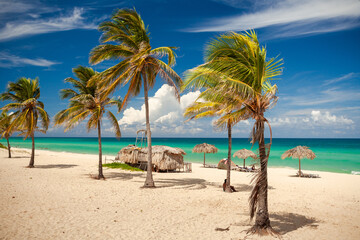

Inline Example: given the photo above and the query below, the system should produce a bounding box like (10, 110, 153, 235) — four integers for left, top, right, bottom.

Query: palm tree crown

(89, 8, 182, 103)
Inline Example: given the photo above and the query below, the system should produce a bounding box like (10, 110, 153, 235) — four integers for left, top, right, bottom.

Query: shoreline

(6, 147, 359, 176)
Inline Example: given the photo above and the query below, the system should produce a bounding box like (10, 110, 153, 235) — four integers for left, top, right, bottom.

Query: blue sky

(0, 0, 359, 138)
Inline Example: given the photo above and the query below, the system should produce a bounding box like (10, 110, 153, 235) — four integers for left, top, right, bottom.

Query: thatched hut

(117, 145, 186, 171)
(281, 146, 316, 177)
(233, 149, 257, 168)
(192, 143, 218, 167)
(217, 158, 237, 170)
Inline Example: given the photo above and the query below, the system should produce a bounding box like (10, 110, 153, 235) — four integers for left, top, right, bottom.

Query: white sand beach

(0, 148, 359, 240)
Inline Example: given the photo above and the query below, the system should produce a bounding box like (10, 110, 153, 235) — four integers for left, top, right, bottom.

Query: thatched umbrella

(192, 143, 218, 167)
(281, 146, 316, 177)
(233, 149, 257, 168)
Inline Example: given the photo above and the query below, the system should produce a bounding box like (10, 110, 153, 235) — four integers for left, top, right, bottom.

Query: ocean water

(1, 137, 360, 174)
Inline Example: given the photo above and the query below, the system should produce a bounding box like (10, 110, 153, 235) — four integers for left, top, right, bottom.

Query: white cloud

(119, 84, 202, 135)
(311, 110, 354, 125)
(323, 72, 359, 86)
(186, 0, 360, 38)
(270, 110, 354, 127)
(0, 7, 97, 42)
(0, 52, 60, 68)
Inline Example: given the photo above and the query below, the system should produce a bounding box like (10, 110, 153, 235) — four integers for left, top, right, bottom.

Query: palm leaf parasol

(281, 146, 316, 177)
(233, 149, 257, 168)
(192, 143, 218, 167)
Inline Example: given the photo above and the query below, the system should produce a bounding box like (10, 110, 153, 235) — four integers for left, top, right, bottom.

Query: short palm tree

(0, 77, 50, 167)
(54, 66, 122, 179)
(183, 31, 283, 235)
(89, 8, 182, 187)
(184, 85, 247, 192)
(0, 111, 15, 158)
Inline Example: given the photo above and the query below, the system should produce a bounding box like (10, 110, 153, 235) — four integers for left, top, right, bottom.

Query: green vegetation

(54, 66, 122, 180)
(103, 162, 143, 172)
(0, 142, 7, 149)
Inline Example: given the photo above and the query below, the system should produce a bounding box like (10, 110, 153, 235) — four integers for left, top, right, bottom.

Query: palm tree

(54, 66, 122, 180)
(183, 31, 283, 234)
(0, 77, 50, 167)
(0, 111, 15, 158)
(89, 8, 182, 187)
(184, 85, 247, 192)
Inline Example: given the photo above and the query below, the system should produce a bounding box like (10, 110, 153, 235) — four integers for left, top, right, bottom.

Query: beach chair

(296, 171, 320, 178)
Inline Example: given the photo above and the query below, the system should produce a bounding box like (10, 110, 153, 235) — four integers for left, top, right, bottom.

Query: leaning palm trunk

(97, 121, 105, 179)
(6, 137, 11, 158)
(29, 132, 35, 168)
(249, 117, 277, 235)
(225, 121, 232, 192)
(143, 77, 155, 188)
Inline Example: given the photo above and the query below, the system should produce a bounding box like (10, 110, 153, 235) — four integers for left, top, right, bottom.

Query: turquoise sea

(1, 137, 360, 174)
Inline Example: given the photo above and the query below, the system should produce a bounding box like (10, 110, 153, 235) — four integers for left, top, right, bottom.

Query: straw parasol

(233, 149, 257, 168)
(281, 146, 316, 177)
(192, 143, 218, 167)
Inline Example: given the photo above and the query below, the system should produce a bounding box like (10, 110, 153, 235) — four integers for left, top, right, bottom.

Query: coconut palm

(89, 8, 182, 187)
(0, 111, 15, 158)
(184, 85, 246, 192)
(54, 66, 122, 180)
(183, 31, 283, 234)
(0, 77, 49, 167)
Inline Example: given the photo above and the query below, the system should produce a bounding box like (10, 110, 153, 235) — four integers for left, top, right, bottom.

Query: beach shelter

(217, 158, 237, 170)
(281, 146, 316, 177)
(192, 143, 218, 167)
(233, 149, 257, 168)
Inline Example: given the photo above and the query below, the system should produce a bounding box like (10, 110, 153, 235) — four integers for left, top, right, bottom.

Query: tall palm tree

(89, 8, 182, 187)
(54, 66, 122, 180)
(0, 77, 50, 167)
(0, 111, 15, 158)
(183, 31, 283, 234)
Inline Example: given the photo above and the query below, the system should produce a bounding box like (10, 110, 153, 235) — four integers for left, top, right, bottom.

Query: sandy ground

(0, 148, 359, 240)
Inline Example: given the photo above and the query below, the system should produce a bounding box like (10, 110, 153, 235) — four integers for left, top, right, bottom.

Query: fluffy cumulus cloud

(270, 110, 354, 127)
(119, 84, 202, 136)
(310, 110, 354, 125)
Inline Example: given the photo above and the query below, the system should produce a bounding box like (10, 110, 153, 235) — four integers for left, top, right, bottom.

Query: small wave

(351, 171, 360, 175)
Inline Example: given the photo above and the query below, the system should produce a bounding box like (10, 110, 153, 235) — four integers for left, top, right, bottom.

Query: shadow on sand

(35, 164, 78, 169)
(270, 212, 319, 234)
(103, 172, 144, 180)
(152, 178, 210, 190)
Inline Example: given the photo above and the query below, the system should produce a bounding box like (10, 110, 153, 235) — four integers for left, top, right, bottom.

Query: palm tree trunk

(6, 137, 11, 158)
(254, 120, 271, 230)
(225, 121, 232, 193)
(97, 120, 105, 180)
(203, 153, 206, 167)
(143, 76, 155, 188)
(28, 132, 35, 168)
(298, 158, 301, 177)
(243, 159, 245, 168)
